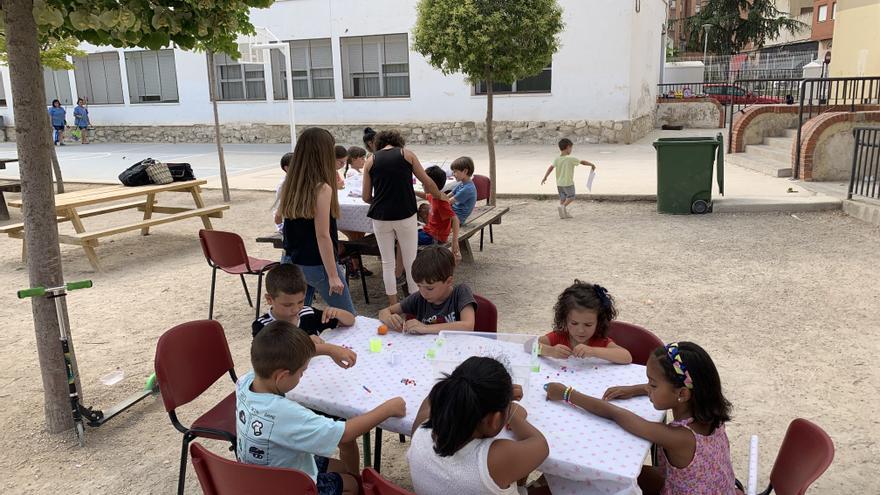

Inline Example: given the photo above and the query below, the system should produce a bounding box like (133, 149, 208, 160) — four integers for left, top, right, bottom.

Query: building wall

(0, 0, 667, 144)
(810, 0, 836, 41)
(829, 0, 880, 76)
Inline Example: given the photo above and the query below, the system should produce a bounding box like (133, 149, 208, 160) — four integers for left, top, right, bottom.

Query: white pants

(372, 214, 418, 296)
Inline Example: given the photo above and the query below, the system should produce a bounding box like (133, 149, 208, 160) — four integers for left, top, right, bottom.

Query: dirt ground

(0, 187, 878, 494)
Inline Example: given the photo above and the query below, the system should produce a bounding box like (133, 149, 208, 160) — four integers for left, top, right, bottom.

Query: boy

(237, 321, 406, 495)
(253, 264, 357, 369)
(449, 156, 478, 225)
(378, 245, 475, 335)
(541, 138, 597, 219)
(273, 152, 293, 232)
(419, 166, 461, 256)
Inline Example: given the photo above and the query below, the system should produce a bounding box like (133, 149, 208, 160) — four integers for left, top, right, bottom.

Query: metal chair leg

(240, 274, 253, 307)
(374, 427, 383, 472)
(479, 228, 485, 251)
(489, 224, 494, 243)
(208, 267, 217, 320)
(363, 430, 371, 467)
(399, 433, 406, 443)
(255, 272, 264, 318)
(177, 433, 192, 495)
(359, 254, 369, 304)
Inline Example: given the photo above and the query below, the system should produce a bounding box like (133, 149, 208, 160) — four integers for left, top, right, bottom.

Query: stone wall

(1, 118, 654, 145)
(654, 98, 723, 129)
(798, 111, 880, 181)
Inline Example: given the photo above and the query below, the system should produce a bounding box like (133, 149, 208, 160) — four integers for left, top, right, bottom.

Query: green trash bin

(652, 133, 725, 214)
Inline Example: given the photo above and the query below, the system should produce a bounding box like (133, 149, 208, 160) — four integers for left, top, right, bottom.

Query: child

(417, 166, 460, 251)
(378, 245, 474, 334)
(537, 281, 632, 364)
(546, 342, 735, 495)
(334, 145, 347, 189)
(253, 264, 357, 369)
(407, 356, 548, 495)
(345, 146, 367, 179)
(540, 138, 597, 219)
(238, 321, 407, 495)
(73, 98, 90, 144)
(273, 152, 294, 232)
(449, 156, 478, 225)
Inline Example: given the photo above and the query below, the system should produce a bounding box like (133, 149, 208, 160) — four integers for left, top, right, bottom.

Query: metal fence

(725, 78, 803, 152)
(794, 77, 880, 177)
(670, 51, 817, 83)
(848, 127, 880, 201)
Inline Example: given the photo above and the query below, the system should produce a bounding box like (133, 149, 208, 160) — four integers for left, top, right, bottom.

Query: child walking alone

(537, 281, 632, 364)
(546, 342, 736, 495)
(407, 356, 549, 495)
(541, 138, 596, 219)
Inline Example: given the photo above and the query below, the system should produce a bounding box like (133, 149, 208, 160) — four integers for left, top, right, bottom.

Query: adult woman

(48, 99, 66, 145)
(278, 127, 357, 314)
(73, 98, 90, 144)
(362, 130, 443, 305)
(363, 127, 377, 154)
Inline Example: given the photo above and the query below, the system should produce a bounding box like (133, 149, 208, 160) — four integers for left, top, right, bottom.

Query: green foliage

(0, 33, 84, 70)
(685, 0, 807, 55)
(413, 0, 563, 83)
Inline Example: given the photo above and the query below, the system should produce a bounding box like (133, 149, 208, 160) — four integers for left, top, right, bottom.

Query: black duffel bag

(167, 163, 196, 181)
(118, 159, 153, 186)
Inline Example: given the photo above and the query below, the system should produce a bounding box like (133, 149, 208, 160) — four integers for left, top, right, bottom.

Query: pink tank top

(658, 418, 736, 495)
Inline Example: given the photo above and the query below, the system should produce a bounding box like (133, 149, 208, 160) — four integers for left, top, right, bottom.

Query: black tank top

(367, 147, 418, 221)
(282, 216, 338, 266)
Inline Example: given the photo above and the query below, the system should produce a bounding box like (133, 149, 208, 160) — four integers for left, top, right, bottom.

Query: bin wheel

(691, 200, 710, 214)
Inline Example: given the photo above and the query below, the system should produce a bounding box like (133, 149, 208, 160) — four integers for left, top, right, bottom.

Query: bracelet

(563, 386, 573, 404)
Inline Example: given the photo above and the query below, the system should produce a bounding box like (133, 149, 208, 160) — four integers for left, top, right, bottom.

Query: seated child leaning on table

(536, 280, 632, 364)
(238, 321, 407, 495)
(378, 245, 475, 335)
(253, 264, 357, 369)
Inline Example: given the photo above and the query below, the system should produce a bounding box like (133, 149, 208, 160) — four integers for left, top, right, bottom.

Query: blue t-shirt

(236, 371, 345, 480)
(451, 181, 477, 224)
(73, 105, 89, 127)
(48, 107, 66, 127)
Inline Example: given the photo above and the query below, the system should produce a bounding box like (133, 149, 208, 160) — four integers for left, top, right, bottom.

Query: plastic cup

(369, 338, 382, 353)
(387, 351, 398, 366)
(100, 369, 124, 386)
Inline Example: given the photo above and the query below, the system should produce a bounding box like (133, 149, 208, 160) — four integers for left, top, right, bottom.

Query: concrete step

(714, 196, 841, 213)
(764, 136, 794, 151)
(783, 128, 799, 139)
(843, 198, 880, 226)
(746, 143, 792, 164)
(727, 153, 792, 178)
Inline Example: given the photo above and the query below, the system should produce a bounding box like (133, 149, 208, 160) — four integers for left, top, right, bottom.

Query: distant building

(830, 0, 880, 76)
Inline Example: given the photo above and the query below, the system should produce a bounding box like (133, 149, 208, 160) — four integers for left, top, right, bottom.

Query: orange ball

(377, 325, 388, 335)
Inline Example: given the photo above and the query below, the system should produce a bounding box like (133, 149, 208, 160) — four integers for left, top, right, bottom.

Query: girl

(48, 99, 66, 145)
(546, 342, 735, 495)
(363, 127, 377, 154)
(362, 129, 443, 305)
(408, 356, 549, 495)
(334, 145, 347, 189)
(537, 281, 632, 364)
(278, 127, 357, 315)
(73, 98, 90, 144)
(345, 146, 367, 179)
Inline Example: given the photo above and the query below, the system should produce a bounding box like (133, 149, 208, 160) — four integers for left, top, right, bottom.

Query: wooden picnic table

(0, 158, 20, 221)
(0, 179, 228, 270)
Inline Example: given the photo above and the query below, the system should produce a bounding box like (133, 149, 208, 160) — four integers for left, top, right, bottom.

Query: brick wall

(796, 111, 880, 180)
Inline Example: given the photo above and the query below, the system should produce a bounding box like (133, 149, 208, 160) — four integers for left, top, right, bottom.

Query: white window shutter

(310, 39, 333, 68)
(103, 52, 124, 104)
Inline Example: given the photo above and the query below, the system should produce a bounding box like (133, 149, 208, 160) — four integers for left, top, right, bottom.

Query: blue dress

(73, 105, 89, 128)
(48, 107, 66, 128)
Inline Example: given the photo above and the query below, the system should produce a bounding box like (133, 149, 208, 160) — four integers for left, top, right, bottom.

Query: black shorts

(53, 125, 64, 131)
(315, 456, 343, 495)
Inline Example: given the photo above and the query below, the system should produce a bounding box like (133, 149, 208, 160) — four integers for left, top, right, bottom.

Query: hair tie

(665, 343, 693, 389)
(593, 284, 611, 310)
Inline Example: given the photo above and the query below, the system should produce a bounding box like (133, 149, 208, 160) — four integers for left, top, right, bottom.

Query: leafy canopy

(685, 0, 806, 55)
(413, 0, 563, 83)
(0, 31, 84, 70)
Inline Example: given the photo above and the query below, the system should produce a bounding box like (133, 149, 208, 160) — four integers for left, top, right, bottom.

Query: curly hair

(552, 280, 618, 338)
(374, 129, 405, 149)
(652, 342, 732, 431)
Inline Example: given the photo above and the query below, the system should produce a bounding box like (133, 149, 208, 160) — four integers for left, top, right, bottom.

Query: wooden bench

(0, 179, 21, 221)
(2, 180, 228, 270)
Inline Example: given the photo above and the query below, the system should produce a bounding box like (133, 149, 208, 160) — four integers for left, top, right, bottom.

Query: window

(73, 52, 124, 104)
(818, 4, 828, 22)
(341, 34, 410, 98)
(125, 50, 179, 103)
(270, 39, 335, 100)
(43, 68, 73, 106)
(210, 52, 266, 101)
(475, 65, 552, 95)
(832, 2, 837, 19)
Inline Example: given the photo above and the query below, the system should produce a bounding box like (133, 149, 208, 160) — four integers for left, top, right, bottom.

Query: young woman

(278, 127, 357, 315)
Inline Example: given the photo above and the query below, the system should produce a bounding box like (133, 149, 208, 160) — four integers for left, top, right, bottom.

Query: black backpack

(167, 163, 195, 181)
(118, 159, 153, 186)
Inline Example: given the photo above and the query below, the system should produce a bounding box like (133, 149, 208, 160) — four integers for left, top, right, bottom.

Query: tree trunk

(49, 144, 65, 193)
(206, 51, 231, 203)
(485, 73, 497, 206)
(2, 0, 81, 433)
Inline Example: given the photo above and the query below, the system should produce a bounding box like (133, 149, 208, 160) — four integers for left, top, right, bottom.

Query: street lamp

(701, 23, 713, 67)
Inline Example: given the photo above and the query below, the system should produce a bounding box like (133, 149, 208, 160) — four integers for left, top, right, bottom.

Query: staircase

(726, 127, 797, 178)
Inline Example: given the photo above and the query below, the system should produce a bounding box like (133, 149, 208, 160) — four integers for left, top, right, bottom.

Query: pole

(283, 44, 297, 150)
(702, 24, 712, 67)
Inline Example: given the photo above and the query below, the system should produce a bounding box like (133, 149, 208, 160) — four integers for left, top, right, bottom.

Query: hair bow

(665, 343, 693, 389)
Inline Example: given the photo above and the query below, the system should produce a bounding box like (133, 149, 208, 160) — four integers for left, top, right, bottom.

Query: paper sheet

(586, 169, 597, 192)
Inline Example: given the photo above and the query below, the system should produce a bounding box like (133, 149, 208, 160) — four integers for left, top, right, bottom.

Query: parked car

(702, 84, 783, 105)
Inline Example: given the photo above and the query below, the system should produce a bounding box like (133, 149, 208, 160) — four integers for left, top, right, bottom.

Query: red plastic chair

(607, 321, 664, 366)
(190, 442, 317, 495)
(472, 175, 494, 251)
(758, 418, 835, 495)
(199, 229, 278, 320)
(362, 467, 414, 495)
(154, 320, 239, 495)
(473, 294, 498, 333)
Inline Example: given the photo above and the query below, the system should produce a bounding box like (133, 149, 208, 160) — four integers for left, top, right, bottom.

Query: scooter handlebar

(17, 280, 92, 299)
(17, 287, 46, 299)
(66, 280, 93, 291)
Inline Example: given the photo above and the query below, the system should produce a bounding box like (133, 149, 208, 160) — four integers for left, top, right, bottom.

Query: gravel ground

(0, 187, 877, 494)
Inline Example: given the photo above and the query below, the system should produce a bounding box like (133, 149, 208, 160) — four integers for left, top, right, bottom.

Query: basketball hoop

(236, 26, 277, 63)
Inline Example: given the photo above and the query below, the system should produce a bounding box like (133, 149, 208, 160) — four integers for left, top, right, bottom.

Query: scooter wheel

(691, 200, 709, 214)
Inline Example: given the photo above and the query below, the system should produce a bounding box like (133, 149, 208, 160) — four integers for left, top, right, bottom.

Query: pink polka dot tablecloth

(337, 186, 373, 233)
(288, 317, 664, 495)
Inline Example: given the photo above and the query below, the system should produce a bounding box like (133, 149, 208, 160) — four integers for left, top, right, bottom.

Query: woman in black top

(362, 130, 443, 305)
(278, 127, 356, 314)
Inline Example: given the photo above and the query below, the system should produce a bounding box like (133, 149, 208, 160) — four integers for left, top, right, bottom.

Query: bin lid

(716, 133, 724, 196)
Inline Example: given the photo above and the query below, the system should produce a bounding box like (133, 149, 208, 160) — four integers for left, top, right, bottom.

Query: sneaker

(557, 205, 565, 219)
(564, 208, 573, 219)
(396, 273, 407, 287)
(361, 267, 374, 277)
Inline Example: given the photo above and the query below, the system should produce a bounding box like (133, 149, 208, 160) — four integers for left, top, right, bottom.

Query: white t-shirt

(274, 178, 284, 232)
(407, 424, 523, 495)
(345, 167, 363, 179)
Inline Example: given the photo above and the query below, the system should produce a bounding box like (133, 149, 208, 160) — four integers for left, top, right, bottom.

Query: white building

(0, 0, 667, 144)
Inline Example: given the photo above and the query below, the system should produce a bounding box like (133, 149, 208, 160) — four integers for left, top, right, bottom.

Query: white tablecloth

(288, 317, 664, 495)
(337, 185, 373, 234)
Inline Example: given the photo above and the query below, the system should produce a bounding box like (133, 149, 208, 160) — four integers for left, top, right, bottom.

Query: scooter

(17, 280, 159, 446)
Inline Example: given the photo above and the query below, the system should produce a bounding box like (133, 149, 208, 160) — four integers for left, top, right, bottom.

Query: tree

(0, 0, 270, 434)
(685, 0, 806, 56)
(413, 0, 563, 205)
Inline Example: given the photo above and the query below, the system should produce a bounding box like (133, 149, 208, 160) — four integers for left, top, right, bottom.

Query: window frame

(124, 49, 180, 104)
(73, 52, 125, 105)
(474, 64, 553, 96)
(817, 4, 828, 22)
(341, 33, 411, 99)
(210, 53, 267, 102)
(272, 38, 336, 100)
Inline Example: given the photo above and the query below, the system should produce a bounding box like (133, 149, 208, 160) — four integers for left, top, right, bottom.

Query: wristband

(563, 386, 573, 404)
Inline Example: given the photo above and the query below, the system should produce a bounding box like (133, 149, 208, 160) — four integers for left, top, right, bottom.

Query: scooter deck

(88, 388, 156, 426)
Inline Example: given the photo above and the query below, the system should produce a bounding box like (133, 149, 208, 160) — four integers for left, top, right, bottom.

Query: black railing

(848, 127, 880, 201)
(725, 78, 803, 152)
(657, 82, 711, 99)
(794, 77, 880, 178)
